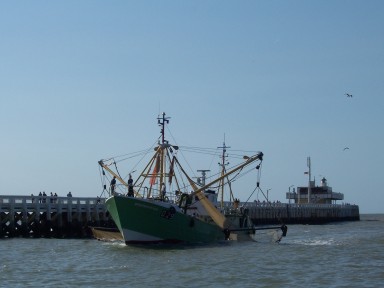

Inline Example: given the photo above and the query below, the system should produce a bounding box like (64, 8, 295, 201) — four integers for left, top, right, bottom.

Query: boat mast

(218, 136, 232, 208)
(307, 156, 311, 203)
(158, 112, 170, 198)
(158, 112, 169, 146)
(197, 169, 210, 187)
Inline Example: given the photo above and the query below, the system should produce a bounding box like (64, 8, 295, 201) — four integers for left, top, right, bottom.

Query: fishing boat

(98, 113, 287, 245)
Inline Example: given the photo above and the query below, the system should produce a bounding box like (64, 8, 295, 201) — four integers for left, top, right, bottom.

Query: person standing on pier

(110, 176, 117, 195)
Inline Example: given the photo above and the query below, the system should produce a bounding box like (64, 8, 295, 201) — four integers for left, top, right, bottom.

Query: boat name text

(134, 203, 158, 212)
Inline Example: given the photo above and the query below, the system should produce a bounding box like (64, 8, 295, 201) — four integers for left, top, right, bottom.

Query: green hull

(106, 195, 225, 244)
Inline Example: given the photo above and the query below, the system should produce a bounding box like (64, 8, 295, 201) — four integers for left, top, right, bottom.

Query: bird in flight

(343, 147, 349, 151)
(345, 93, 353, 97)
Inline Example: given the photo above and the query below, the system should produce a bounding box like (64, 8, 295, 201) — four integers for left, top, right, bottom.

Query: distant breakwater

(0, 195, 359, 238)
(239, 202, 360, 225)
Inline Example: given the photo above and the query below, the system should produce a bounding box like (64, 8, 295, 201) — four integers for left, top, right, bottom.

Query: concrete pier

(239, 202, 360, 225)
(0, 195, 114, 238)
(1, 195, 360, 238)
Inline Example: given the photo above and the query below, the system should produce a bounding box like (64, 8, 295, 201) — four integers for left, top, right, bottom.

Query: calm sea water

(1, 214, 383, 288)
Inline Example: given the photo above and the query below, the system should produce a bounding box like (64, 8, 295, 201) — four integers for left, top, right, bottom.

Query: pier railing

(0, 195, 104, 205)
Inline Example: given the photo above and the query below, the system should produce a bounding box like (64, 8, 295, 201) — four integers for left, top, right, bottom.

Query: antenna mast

(307, 156, 311, 203)
(197, 170, 210, 186)
(218, 135, 232, 207)
(157, 112, 170, 194)
(157, 112, 170, 145)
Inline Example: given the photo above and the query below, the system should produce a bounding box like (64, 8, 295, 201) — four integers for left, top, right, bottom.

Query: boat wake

(289, 237, 341, 246)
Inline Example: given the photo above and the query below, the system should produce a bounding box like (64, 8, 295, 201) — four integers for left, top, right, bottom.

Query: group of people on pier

(31, 191, 73, 204)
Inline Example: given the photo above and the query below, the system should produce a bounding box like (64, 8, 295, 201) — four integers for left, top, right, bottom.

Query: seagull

(343, 147, 349, 151)
(345, 93, 353, 97)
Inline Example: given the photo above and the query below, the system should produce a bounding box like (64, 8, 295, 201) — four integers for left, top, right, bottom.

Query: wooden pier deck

(1, 195, 360, 239)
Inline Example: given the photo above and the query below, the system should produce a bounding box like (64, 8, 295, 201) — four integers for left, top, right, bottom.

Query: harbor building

(286, 177, 344, 204)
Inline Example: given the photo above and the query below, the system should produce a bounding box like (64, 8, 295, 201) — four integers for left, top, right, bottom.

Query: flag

(150, 155, 160, 185)
(168, 157, 175, 184)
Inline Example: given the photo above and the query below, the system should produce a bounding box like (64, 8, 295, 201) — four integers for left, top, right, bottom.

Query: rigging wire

(98, 166, 107, 198)
(243, 162, 264, 205)
(113, 160, 125, 185)
(164, 126, 200, 181)
(99, 121, 264, 202)
(121, 139, 159, 181)
(101, 136, 161, 164)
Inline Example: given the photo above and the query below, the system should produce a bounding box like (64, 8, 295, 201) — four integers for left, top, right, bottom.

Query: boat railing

(111, 187, 180, 204)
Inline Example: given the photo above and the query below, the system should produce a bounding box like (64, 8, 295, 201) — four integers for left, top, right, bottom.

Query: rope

(243, 162, 263, 206)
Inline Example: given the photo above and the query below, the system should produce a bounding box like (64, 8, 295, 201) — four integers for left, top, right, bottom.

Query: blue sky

(1, 1, 383, 213)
